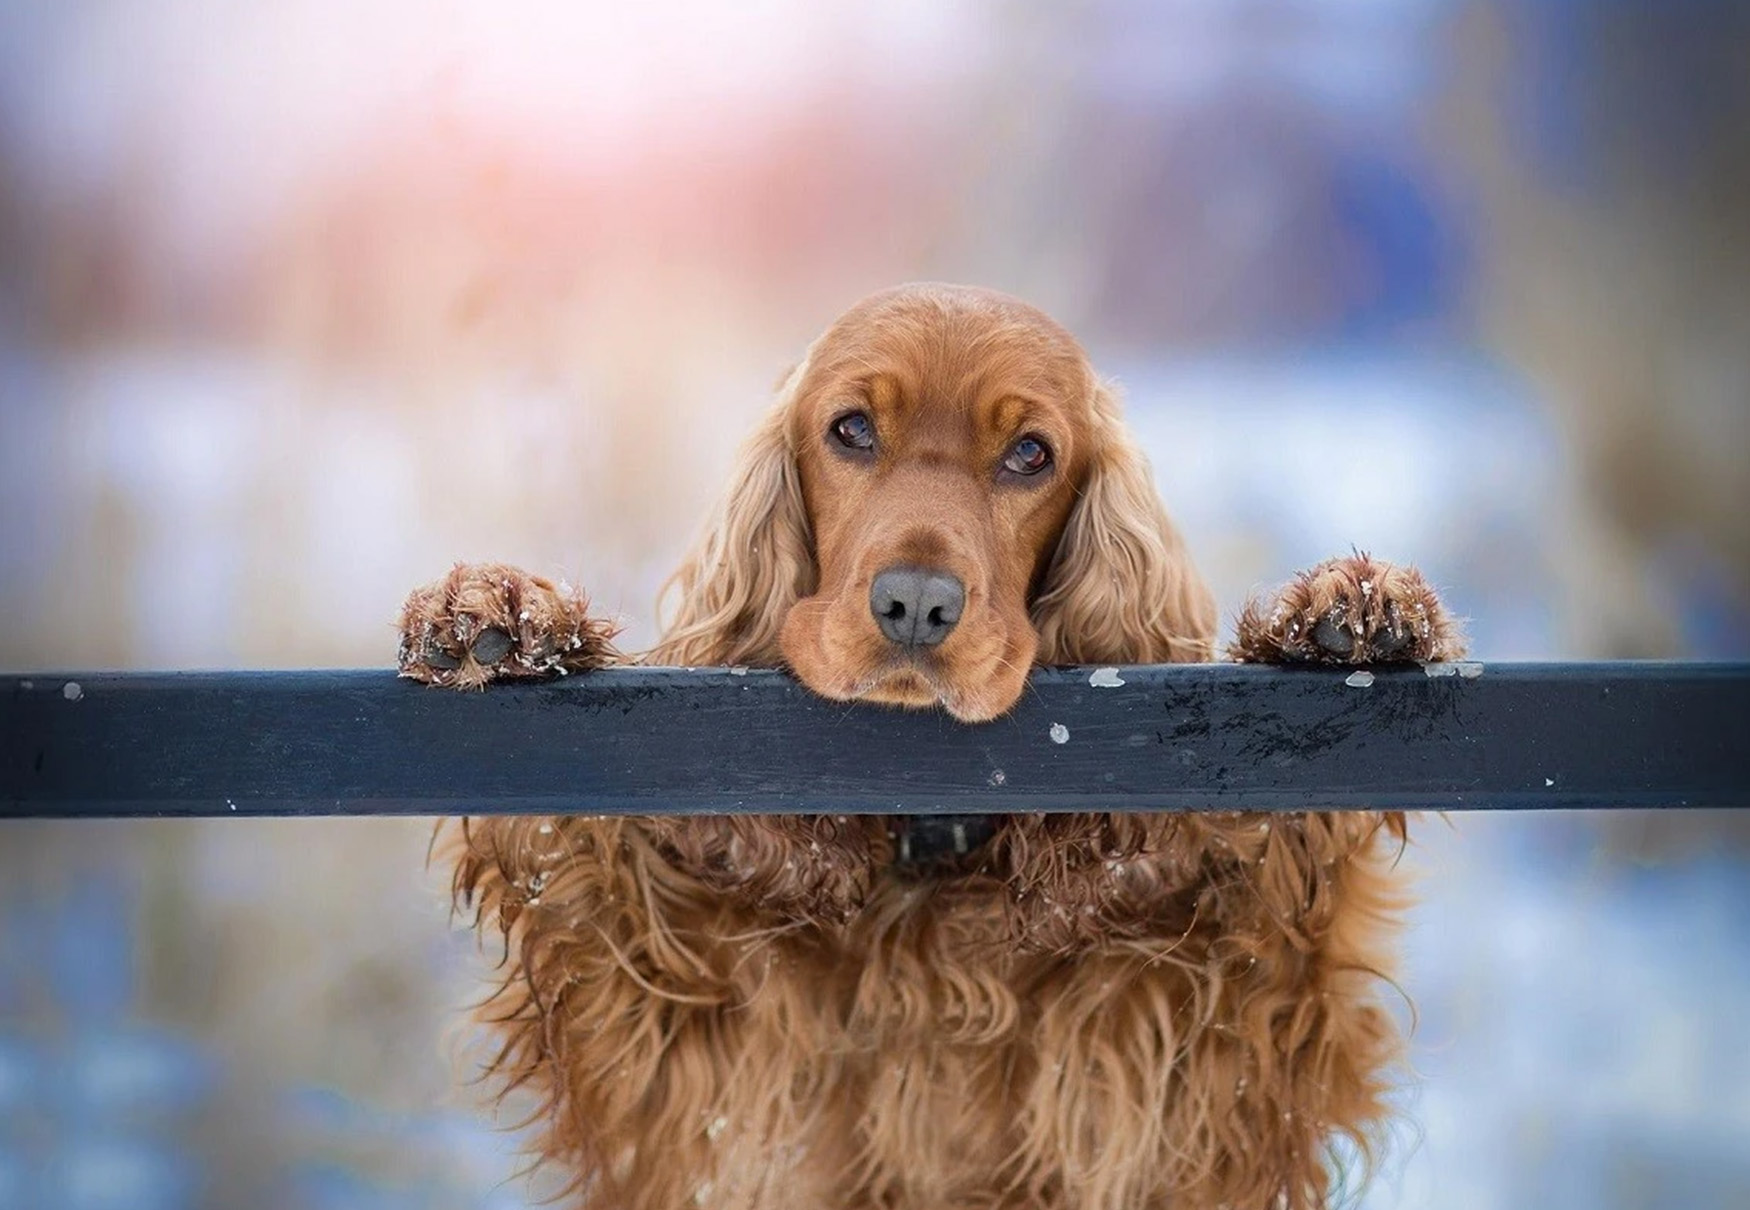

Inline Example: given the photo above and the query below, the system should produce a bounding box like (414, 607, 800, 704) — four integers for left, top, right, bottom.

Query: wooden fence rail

(3, 663, 1747, 818)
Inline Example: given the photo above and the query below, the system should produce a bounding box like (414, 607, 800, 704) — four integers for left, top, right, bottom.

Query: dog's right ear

(653, 363, 816, 666)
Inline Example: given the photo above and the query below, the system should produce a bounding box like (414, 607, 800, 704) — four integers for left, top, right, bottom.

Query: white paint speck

(1049, 722, 1070, 745)
(1423, 661, 1485, 679)
(988, 769, 1006, 786)
(1545, 777, 1555, 787)
(1345, 670, 1375, 688)
(226, 799, 236, 811)
(728, 665, 748, 676)
(1089, 667, 1126, 688)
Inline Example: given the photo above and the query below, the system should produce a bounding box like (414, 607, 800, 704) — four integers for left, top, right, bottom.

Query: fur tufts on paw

(396, 562, 621, 688)
(1230, 553, 1465, 665)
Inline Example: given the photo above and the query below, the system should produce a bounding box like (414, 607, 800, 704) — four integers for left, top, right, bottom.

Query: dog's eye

(1003, 436, 1052, 476)
(831, 411, 875, 451)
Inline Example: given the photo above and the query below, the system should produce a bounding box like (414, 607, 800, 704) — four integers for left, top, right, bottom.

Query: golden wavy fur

(400, 284, 1464, 1209)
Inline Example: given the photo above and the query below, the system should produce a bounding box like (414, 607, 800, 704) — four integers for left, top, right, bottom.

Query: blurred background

(2, 1, 1747, 1207)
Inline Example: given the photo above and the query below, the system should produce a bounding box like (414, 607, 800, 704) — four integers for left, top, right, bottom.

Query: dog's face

(777, 288, 1093, 723)
(659, 282, 1216, 725)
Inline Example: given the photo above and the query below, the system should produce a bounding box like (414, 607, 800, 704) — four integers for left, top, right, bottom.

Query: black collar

(889, 814, 999, 869)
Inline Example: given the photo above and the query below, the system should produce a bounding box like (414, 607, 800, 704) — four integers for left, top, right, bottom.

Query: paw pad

(469, 626, 516, 665)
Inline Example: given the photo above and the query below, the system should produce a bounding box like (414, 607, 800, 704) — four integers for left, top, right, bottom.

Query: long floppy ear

(651, 364, 816, 667)
(1031, 380, 1218, 664)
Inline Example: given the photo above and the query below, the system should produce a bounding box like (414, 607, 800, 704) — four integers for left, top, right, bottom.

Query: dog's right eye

(831, 411, 875, 452)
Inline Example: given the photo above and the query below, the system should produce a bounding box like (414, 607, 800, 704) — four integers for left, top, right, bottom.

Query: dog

(397, 283, 1463, 1209)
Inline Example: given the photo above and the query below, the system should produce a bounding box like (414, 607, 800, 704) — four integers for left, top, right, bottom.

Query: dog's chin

(811, 660, 1018, 724)
(857, 668, 940, 709)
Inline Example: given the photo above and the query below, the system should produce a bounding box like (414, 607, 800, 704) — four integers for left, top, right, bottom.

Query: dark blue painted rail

(2, 664, 1746, 817)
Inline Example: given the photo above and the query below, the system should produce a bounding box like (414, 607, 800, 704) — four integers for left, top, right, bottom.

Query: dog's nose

(870, 566, 964, 648)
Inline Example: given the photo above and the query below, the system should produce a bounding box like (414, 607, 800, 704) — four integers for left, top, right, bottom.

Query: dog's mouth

(888, 814, 1002, 872)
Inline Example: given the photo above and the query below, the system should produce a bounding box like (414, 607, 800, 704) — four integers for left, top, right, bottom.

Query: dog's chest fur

(662, 890, 1208, 1209)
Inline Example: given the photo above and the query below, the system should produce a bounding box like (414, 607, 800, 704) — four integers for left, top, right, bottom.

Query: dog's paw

(1230, 554, 1465, 665)
(397, 562, 620, 688)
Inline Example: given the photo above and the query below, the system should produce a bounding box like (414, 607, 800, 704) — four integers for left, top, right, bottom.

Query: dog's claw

(423, 647, 463, 671)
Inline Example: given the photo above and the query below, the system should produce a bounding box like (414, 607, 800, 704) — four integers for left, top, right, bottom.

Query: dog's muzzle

(890, 814, 999, 869)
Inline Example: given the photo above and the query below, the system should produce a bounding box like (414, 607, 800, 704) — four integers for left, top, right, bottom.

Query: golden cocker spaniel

(398, 283, 1463, 1210)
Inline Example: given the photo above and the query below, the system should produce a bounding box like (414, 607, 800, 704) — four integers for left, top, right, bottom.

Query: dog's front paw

(1231, 554, 1464, 665)
(397, 562, 620, 688)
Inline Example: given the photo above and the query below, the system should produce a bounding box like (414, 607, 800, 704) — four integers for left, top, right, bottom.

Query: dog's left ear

(654, 364, 816, 666)
(1031, 380, 1217, 665)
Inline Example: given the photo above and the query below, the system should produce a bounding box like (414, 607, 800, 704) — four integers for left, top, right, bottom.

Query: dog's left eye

(1003, 436, 1052, 476)
(831, 411, 875, 451)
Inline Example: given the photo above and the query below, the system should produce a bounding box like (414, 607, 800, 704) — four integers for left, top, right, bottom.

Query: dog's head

(657, 283, 1215, 721)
